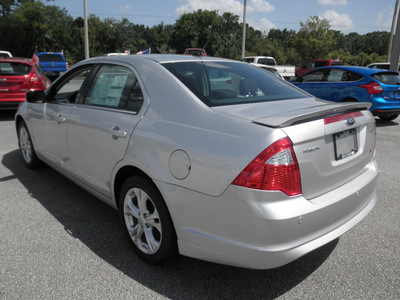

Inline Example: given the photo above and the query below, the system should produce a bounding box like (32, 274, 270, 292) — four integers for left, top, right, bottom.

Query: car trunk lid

(213, 98, 376, 199)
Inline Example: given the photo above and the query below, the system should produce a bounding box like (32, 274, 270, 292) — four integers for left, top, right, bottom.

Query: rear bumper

(160, 159, 379, 269)
(372, 108, 400, 116)
(370, 97, 400, 116)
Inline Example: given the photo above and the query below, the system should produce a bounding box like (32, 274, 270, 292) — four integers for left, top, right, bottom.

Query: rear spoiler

(253, 102, 371, 128)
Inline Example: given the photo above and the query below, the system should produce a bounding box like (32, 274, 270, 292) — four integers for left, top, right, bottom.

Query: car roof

(0, 57, 36, 64)
(310, 65, 397, 76)
(81, 54, 233, 65)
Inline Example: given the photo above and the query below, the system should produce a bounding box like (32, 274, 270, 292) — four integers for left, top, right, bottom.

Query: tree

(293, 16, 338, 63)
(170, 10, 225, 56)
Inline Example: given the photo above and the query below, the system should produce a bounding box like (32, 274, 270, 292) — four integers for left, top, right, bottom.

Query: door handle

(56, 115, 66, 124)
(110, 126, 127, 139)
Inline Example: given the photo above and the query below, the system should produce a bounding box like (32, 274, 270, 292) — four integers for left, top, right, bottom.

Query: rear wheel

(119, 176, 177, 264)
(379, 114, 399, 121)
(18, 122, 41, 169)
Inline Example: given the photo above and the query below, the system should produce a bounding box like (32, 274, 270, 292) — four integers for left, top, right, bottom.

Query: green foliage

(293, 16, 338, 62)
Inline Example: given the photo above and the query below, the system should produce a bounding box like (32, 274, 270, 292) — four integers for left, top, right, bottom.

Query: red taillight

(30, 73, 41, 85)
(358, 81, 383, 94)
(66, 62, 69, 69)
(232, 137, 301, 196)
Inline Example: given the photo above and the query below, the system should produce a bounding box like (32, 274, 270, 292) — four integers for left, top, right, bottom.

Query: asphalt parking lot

(1, 109, 399, 300)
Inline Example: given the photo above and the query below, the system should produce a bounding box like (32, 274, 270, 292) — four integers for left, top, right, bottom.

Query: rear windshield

(163, 61, 308, 107)
(38, 54, 65, 61)
(0, 62, 32, 75)
(185, 50, 204, 56)
(371, 72, 400, 85)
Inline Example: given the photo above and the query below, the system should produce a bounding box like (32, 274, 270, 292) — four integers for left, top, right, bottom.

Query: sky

(51, 0, 397, 35)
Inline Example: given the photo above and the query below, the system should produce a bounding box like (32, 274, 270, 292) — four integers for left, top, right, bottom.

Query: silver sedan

(15, 55, 379, 269)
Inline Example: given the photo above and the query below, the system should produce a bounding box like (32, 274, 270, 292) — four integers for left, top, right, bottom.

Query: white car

(0, 50, 12, 58)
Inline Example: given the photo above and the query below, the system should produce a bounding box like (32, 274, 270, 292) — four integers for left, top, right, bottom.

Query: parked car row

(291, 66, 400, 121)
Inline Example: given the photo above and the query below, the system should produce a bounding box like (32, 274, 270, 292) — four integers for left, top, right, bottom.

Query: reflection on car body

(15, 55, 379, 269)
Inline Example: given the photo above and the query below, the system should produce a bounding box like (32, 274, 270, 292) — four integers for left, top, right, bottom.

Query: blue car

(291, 66, 400, 121)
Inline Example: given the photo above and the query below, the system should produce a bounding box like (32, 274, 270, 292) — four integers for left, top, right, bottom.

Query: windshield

(39, 54, 64, 61)
(0, 62, 31, 75)
(163, 61, 307, 107)
(371, 72, 400, 85)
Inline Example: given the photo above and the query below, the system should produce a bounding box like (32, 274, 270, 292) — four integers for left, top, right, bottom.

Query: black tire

(379, 114, 399, 122)
(119, 176, 177, 264)
(18, 122, 41, 169)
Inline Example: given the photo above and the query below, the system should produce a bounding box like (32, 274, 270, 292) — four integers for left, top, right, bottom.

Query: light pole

(390, 0, 400, 71)
(388, 0, 399, 62)
(241, 0, 247, 58)
(84, 0, 89, 59)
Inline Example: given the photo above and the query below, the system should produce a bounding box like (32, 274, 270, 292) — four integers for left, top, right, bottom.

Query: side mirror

(26, 90, 45, 103)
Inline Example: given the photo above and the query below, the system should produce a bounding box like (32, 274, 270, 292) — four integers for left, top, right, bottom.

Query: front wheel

(18, 122, 41, 168)
(379, 114, 399, 122)
(119, 176, 177, 264)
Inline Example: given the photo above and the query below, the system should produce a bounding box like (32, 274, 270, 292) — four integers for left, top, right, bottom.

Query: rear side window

(163, 61, 307, 107)
(371, 72, 400, 85)
(0, 62, 31, 75)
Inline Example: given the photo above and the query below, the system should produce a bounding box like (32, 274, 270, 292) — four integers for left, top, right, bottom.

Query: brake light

(66, 62, 69, 69)
(232, 137, 301, 196)
(324, 111, 363, 125)
(358, 81, 383, 94)
(30, 73, 41, 85)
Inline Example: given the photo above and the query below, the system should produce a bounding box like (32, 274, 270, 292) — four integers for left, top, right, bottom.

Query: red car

(295, 59, 343, 77)
(0, 57, 51, 109)
(184, 48, 207, 56)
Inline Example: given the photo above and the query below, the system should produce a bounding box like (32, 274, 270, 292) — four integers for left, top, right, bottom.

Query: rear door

(67, 63, 146, 198)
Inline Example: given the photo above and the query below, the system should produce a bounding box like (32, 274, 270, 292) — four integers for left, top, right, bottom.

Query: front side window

(85, 64, 143, 112)
(163, 61, 307, 107)
(301, 69, 327, 82)
(52, 66, 93, 103)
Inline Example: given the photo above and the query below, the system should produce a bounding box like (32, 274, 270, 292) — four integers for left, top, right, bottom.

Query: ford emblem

(346, 117, 356, 126)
